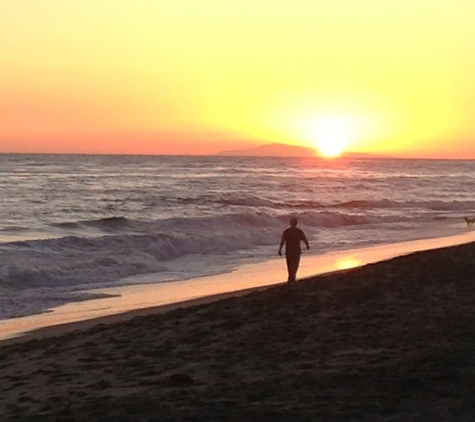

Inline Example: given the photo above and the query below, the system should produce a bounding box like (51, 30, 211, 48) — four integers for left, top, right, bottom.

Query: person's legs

(286, 255, 301, 282)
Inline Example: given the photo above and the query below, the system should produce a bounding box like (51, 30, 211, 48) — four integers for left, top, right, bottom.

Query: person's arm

(302, 232, 310, 250)
(278, 235, 285, 256)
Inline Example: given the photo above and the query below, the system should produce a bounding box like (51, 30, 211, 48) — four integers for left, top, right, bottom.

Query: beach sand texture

(1, 242, 475, 421)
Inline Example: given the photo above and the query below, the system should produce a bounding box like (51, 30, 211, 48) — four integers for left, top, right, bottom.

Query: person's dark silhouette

(278, 217, 309, 283)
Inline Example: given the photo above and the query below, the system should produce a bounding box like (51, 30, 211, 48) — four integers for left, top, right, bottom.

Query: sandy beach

(1, 240, 475, 421)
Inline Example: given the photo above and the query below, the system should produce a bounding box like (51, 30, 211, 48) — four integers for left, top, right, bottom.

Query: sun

(312, 116, 353, 158)
(289, 111, 367, 158)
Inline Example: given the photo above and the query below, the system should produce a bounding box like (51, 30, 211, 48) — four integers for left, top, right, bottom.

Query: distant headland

(216, 143, 380, 158)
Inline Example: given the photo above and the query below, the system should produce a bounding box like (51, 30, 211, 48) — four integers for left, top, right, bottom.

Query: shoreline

(1, 227, 475, 344)
(2, 237, 475, 420)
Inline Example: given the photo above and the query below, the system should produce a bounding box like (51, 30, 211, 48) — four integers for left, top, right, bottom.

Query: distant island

(216, 143, 380, 158)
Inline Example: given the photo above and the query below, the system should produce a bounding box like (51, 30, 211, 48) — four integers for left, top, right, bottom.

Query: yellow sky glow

(1, 0, 475, 157)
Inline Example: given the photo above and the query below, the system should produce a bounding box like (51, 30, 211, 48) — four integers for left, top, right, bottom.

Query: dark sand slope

(2, 242, 475, 421)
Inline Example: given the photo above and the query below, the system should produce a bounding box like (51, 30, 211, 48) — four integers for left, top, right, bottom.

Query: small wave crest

(84, 216, 130, 229)
(333, 199, 475, 212)
(53, 216, 131, 232)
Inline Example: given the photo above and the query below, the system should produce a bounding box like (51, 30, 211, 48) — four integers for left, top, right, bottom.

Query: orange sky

(2, 0, 475, 158)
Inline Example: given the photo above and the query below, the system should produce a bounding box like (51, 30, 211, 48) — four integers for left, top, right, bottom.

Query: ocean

(0, 154, 474, 320)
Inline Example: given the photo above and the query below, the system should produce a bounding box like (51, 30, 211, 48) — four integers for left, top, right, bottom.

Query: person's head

(290, 217, 298, 227)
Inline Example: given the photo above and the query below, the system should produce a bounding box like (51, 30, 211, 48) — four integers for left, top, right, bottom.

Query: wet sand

(1, 241, 475, 421)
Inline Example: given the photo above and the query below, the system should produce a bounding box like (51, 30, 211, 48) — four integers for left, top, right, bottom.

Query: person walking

(278, 217, 309, 283)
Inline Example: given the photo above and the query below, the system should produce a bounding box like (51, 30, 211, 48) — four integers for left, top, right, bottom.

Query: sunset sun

(311, 116, 354, 158)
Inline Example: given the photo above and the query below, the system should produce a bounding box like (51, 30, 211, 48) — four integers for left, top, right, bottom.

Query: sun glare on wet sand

(336, 258, 361, 270)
